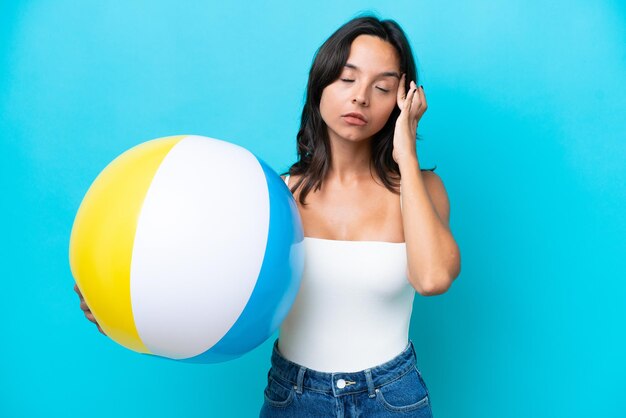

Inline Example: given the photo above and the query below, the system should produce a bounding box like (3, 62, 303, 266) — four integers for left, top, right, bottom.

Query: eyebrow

(344, 63, 401, 79)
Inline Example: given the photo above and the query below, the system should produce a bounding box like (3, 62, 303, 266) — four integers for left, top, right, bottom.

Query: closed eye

(341, 79, 390, 93)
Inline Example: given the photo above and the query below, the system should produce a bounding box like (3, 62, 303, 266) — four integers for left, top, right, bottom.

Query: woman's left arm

(393, 76, 461, 295)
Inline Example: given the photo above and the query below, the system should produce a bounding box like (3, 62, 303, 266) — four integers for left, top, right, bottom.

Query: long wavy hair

(284, 14, 436, 206)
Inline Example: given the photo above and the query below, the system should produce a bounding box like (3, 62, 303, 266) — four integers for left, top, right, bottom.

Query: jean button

(336, 379, 346, 389)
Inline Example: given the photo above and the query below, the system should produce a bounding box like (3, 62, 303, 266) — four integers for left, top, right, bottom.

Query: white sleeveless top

(278, 175, 416, 372)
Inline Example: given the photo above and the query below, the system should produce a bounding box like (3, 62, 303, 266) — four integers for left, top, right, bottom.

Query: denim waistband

(269, 339, 417, 398)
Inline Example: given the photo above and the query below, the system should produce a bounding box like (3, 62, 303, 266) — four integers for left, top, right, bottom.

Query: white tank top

(278, 175, 416, 372)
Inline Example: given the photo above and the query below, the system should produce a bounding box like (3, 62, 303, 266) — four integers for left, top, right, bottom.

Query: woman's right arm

(73, 283, 107, 336)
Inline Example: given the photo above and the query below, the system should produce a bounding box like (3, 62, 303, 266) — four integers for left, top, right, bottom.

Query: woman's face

(320, 34, 401, 144)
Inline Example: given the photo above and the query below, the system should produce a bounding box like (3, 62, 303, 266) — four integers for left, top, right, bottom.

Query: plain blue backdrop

(1, 1, 625, 417)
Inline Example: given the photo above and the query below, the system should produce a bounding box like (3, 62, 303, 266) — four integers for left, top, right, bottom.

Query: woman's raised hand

(392, 74, 427, 166)
(73, 283, 107, 336)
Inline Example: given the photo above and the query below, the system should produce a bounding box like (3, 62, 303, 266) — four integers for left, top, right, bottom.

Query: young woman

(75, 15, 460, 418)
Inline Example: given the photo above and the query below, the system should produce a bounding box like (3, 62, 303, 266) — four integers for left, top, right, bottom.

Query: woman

(75, 15, 460, 417)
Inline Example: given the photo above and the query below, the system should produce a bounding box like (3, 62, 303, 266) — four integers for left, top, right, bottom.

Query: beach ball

(69, 135, 304, 363)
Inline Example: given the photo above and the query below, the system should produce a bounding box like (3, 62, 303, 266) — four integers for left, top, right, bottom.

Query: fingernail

(420, 85, 424, 90)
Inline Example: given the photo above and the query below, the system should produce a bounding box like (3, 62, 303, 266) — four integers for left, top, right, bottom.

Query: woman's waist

(269, 337, 416, 395)
(276, 325, 410, 373)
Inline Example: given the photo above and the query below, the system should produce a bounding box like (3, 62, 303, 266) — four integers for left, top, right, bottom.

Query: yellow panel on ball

(69, 135, 185, 352)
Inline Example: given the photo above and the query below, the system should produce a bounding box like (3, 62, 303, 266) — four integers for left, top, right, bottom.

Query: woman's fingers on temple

(405, 90, 412, 111)
(413, 87, 426, 119)
(397, 74, 406, 105)
(412, 84, 424, 112)
(413, 88, 421, 111)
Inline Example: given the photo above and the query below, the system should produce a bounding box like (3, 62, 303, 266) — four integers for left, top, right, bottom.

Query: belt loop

(295, 366, 306, 395)
(364, 369, 376, 398)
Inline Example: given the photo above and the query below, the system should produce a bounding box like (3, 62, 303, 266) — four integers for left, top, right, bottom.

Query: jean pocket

(263, 375, 295, 408)
(375, 367, 430, 413)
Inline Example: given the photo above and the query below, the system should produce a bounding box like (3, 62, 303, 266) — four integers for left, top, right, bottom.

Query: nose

(352, 96, 367, 106)
(352, 85, 369, 106)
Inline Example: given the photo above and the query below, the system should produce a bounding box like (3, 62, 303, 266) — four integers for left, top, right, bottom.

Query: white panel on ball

(130, 136, 270, 359)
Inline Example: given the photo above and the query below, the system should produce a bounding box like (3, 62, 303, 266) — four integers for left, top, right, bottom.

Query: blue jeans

(260, 338, 433, 417)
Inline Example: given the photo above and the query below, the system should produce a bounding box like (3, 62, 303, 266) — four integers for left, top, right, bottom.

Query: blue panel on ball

(182, 157, 304, 364)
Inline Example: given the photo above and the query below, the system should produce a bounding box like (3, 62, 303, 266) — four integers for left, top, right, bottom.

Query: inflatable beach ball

(69, 135, 304, 363)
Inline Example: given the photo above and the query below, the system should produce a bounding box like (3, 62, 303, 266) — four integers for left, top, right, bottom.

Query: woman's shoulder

(420, 168, 440, 181)
(280, 173, 301, 183)
(281, 174, 304, 196)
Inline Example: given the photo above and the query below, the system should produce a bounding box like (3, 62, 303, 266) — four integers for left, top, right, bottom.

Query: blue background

(2, 1, 625, 417)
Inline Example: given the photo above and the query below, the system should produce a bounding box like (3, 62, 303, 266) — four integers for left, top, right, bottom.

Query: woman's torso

(277, 174, 416, 372)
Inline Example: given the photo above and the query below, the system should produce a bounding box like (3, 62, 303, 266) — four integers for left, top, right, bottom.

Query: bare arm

(399, 163, 461, 295)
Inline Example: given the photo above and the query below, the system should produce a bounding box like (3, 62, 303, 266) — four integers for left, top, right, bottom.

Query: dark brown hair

(284, 14, 436, 205)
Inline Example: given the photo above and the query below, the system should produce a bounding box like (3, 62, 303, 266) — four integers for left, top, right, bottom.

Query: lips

(342, 112, 367, 122)
(341, 112, 368, 126)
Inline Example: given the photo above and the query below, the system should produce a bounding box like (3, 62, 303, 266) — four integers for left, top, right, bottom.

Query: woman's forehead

(345, 35, 400, 74)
